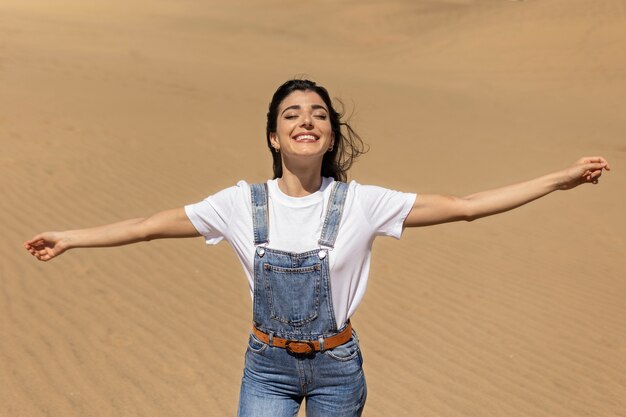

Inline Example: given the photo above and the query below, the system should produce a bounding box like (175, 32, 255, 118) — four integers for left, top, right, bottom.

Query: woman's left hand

(558, 156, 611, 190)
(404, 155, 612, 227)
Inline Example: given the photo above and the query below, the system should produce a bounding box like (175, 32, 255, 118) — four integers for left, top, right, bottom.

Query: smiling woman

(265, 79, 367, 185)
(24, 79, 610, 417)
(270, 91, 334, 162)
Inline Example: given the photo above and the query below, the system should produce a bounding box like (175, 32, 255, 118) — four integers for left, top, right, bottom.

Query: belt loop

(268, 332, 274, 347)
(318, 336, 325, 353)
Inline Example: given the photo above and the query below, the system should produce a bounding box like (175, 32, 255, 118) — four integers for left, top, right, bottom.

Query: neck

(277, 163, 323, 197)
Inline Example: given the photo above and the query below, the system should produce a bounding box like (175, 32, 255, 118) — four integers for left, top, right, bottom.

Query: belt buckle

(285, 340, 315, 355)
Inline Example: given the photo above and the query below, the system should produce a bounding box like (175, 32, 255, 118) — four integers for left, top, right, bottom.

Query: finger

(34, 253, 49, 261)
(583, 170, 603, 185)
(27, 242, 45, 252)
(582, 162, 609, 173)
(25, 236, 45, 247)
(590, 170, 603, 181)
(581, 157, 611, 170)
(581, 156, 606, 163)
(25, 245, 39, 255)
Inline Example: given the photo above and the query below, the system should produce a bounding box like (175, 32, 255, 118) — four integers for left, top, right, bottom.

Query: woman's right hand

(23, 208, 201, 262)
(24, 232, 69, 262)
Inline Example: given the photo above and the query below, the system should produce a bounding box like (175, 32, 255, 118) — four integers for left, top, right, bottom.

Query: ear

(269, 133, 280, 150)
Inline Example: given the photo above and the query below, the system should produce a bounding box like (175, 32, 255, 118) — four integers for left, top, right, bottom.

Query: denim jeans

(237, 332, 367, 417)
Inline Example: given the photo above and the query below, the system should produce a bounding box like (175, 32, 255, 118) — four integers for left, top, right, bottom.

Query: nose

(301, 114, 313, 128)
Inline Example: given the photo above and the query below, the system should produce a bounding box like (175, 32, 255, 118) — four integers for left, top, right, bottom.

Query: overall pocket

(263, 263, 322, 326)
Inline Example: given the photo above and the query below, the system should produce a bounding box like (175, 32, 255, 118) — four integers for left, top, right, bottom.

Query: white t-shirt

(185, 178, 416, 328)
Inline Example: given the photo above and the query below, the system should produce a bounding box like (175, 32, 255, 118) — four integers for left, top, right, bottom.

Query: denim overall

(237, 181, 367, 417)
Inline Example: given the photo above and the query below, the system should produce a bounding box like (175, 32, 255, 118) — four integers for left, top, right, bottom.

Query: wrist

(551, 169, 573, 191)
(61, 231, 76, 250)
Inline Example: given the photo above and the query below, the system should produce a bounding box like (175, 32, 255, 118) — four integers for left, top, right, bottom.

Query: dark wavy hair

(266, 79, 368, 182)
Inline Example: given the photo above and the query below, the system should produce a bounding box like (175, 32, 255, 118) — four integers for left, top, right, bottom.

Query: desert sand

(2, 0, 625, 416)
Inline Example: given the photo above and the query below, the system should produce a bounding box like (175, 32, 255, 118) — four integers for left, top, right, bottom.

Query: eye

(284, 114, 298, 120)
(314, 114, 328, 120)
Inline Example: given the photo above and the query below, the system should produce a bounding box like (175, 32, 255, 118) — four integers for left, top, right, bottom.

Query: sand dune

(2, 0, 625, 416)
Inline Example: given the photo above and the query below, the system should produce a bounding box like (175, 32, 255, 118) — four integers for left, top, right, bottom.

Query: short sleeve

(352, 182, 416, 239)
(184, 181, 248, 245)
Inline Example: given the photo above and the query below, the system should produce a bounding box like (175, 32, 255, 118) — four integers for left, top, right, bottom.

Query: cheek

(277, 120, 297, 135)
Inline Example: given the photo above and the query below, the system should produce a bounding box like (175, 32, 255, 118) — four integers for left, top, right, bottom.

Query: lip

(292, 132, 320, 142)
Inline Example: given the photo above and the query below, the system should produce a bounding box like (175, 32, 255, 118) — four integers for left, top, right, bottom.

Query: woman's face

(269, 90, 334, 163)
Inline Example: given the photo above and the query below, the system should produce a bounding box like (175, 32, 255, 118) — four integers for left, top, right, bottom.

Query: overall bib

(237, 182, 367, 417)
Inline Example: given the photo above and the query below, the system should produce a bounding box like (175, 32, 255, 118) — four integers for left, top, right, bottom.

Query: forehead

(279, 90, 328, 112)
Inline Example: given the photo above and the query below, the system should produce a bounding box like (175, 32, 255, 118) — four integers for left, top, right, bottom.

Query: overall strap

(250, 183, 269, 246)
(318, 181, 349, 249)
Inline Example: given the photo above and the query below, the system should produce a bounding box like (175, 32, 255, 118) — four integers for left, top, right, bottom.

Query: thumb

(25, 234, 45, 248)
(24, 232, 55, 249)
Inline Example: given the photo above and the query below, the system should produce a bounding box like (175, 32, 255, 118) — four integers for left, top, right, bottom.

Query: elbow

(138, 212, 175, 241)
(464, 206, 480, 222)
(133, 218, 154, 242)
(459, 198, 480, 222)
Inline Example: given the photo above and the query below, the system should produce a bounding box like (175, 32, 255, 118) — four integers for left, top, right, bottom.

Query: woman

(25, 79, 610, 416)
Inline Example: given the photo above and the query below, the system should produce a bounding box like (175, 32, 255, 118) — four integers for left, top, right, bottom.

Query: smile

(293, 134, 319, 142)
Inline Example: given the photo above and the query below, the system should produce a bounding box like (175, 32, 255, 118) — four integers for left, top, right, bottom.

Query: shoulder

(184, 181, 257, 243)
(345, 180, 416, 232)
(187, 180, 254, 213)
(345, 180, 414, 200)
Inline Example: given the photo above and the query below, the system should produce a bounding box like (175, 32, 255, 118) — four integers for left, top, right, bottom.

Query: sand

(2, 0, 625, 416)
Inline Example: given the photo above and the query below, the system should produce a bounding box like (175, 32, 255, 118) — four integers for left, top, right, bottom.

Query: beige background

(2, 1, 625, 416)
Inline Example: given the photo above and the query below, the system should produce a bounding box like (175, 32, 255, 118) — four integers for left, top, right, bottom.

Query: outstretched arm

(404, 156, 611, 227)
(24, 208, 200, 261)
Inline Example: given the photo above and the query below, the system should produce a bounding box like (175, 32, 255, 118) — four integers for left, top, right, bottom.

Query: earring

(273, 147, 280, 153)
(327, 144, 334, 152)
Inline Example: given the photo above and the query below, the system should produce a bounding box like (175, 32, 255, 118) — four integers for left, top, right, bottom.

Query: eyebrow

(280, 104, 329, 115)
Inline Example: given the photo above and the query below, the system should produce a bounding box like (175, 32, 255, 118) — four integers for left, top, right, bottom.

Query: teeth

(295, 135, 317, 141)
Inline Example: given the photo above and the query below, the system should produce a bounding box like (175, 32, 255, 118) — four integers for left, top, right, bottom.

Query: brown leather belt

(252, 321, 353, 355)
